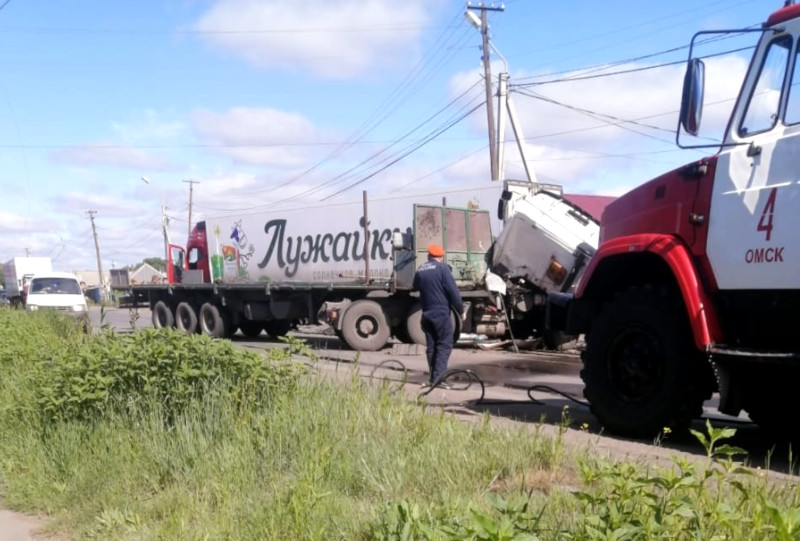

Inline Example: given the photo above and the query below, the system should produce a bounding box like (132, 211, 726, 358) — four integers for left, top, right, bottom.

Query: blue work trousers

(421, 310, 453, 383)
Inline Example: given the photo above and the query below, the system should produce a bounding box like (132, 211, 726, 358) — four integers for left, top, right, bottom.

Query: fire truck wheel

(199, 303, 229, 338)
(341, 300, 390, 351)
(582, 286, 714, 438)
(152, 301, 174, 329)
(264, 320, 292, 338)
(405, 303, 461, 347)
(175, 302, 198, 334)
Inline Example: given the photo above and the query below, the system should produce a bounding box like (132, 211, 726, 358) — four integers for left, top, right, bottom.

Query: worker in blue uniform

(412, 244, 465, 388)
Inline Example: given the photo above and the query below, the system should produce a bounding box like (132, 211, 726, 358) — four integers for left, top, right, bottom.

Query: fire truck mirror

(680, 58, 705, 136)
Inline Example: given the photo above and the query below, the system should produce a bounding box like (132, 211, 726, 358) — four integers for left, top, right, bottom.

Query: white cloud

(0, 211, 58, 234)
(111, 110, 186, 142)
(192, 0, 434, 79)
(191, 107, 329, 168)
(53, 192, 146, 218)
(51, 144, 172, 170)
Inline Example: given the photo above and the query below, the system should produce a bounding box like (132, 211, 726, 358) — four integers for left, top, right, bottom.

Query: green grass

(1, 307, 800, 540)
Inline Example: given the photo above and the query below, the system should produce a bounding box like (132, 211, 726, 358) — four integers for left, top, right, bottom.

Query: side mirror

(680, 58, 705, 136)
(497, 189, 512, 221)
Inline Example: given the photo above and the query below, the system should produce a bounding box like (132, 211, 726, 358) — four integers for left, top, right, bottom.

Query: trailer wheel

(199, 303, 230, 338)
(152, 300, 174, 329)
(582, 286, 713, 438)
(264, 320, 292, 338)
(239, 320, 263, 338)
(341, 300, 390, 351)
(174, 302, 198, 334)
(405, 303, 461, 346)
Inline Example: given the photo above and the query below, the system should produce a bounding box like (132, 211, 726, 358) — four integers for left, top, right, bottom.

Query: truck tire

(152, 301, 174, 329)
(582, 286, 714, 438)
(175, 302, 198, 334)
(405, 303, 462, 347)
(239, 320, 263, 338)
(264, 320, 292, 338)
(199, 303, 230, 339)
(341, 300, 390, 351)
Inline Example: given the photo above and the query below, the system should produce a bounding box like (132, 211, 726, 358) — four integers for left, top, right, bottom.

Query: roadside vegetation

(0, 308, 799, 540)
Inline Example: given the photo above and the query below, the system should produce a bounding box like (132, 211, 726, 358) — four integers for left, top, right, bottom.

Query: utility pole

(86, 210, 105, 300)
(466, 3, 504, 181)
(183, 179, 200, 240)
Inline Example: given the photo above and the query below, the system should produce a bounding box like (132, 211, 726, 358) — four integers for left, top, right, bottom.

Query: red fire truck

(548, 2, 800, 438)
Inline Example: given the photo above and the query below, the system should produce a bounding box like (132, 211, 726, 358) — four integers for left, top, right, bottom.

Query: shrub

(31, 328, 306, 422)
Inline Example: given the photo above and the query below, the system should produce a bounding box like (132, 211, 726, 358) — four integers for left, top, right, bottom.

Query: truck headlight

(72, 304, 87, 312)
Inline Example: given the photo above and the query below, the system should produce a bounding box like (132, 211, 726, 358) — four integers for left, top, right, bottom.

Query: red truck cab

(186, 221, 210, 283)
(548, 2, 800, 439)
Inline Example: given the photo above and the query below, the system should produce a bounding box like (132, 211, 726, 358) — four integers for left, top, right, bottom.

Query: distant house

(73, 270, 111, 288)
(128, 262, 165, 285)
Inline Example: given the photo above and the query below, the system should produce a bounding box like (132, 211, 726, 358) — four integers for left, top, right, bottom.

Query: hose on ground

(368, 360, 589, 408)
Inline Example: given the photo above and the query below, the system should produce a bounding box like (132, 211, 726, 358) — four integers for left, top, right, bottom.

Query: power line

(320, 102, 483, 201)
(389, 144, 489, 193)
(512, 26, 758, 87)
(512, 88, 735, 146)
(299, 91, 485, 203)
(236, 6, 473, 199)
(512, 45, 755, 88)
(505, 0, 760, 69)
(227, 82, 485, 211)
(0, 22, 457, 35)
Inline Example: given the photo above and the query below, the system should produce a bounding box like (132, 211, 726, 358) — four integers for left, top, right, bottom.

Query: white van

(25, 272, 89, 323)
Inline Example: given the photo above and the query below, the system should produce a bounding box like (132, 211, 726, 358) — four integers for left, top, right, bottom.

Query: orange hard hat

(427, 244, 445, 257)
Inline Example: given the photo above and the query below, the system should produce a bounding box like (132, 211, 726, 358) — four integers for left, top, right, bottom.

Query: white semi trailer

(3, 257, 53, 306)
(116, 180, 601, 351)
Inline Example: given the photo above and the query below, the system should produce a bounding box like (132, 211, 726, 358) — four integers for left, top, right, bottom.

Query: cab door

(168, 244, 186, 284)
(707, 29, 800, 290)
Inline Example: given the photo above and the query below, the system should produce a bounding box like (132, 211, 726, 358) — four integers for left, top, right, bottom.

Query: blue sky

(0, 0, 772, 272)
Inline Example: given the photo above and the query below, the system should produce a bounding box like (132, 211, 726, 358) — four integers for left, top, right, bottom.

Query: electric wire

(219, 83, 485, 211)
(506, 0, 757, 66)
(512, 45, 756, 88)
(237, 6, 473, 199)
(509, 0, 761, 77)
(313, 92, 485, 200)
(320, 102, 484, 201)
(388, 144, 489, 193)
